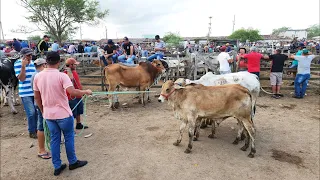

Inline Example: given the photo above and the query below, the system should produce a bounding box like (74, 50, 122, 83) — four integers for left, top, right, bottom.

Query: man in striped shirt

(14, 48, 38, 138)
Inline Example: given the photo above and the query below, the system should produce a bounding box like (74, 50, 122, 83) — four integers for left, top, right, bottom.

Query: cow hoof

(114, 102, 120, 109)
(232, 139, 239, 145)
(240, 146, 248, 151)
(208, 134, 215, 139)
(193, 137, 198, 141)
(184, 149, 191, 153)
(173, 142, 180, 146)
(248, 153, 255, 158)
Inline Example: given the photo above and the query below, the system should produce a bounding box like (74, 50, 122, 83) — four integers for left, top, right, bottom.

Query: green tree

(20, 0, 108, 43)
(307, 24, 320, 38)
(272, 27, 291, 36)
(163, 32, 183, 48)
(27, 35, 41, 42)
(229, 28, 263, 42)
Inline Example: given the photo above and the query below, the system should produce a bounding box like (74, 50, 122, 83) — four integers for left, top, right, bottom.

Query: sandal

(38, 152, 51, 159)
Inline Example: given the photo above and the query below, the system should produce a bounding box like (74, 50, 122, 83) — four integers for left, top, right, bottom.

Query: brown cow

(158, 79, 256, 157)
(104, 60, 167, 109)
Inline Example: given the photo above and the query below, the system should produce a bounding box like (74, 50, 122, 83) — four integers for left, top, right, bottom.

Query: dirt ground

(1, 89, 319, 180)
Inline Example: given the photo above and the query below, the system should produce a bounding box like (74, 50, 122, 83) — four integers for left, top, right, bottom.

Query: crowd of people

(217, 43, 318, 99)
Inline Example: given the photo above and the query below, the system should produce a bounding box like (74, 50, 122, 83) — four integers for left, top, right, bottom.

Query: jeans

(101, 54, 118, 66)
(118, 55, 136, 64)
(147, 54, 164, 62)
(35, 106, 44, 131)
(21, 96, 37, 133)
(294, 74, 310, 98)
(46, 116, 77, 169)
(141, 50, 148, 57)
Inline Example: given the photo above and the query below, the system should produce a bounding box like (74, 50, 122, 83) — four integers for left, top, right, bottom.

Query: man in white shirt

(217, 46, 233, 74)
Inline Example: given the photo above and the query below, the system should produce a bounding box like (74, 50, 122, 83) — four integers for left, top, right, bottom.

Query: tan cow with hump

(158, 78, 256, 158)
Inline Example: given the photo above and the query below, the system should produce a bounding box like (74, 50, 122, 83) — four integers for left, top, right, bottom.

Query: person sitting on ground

(64, 58, 89, 130)
(30, 58, 51, 159)
(236, 48, 247, 72)
(264, 49, 288, 99)
(217, 46, 233, 74)
(147, 35, 166, 62)
(240, 46, 263, 78)
(33, 51, 92, 176)
(118, 37, 136, 64)
(289, 49, 317, 99)
(103, 39, 117, 65)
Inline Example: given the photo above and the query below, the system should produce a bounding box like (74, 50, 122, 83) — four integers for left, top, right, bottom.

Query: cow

(104, 59, 168, 109)
(158, 79, 256, 158)
(0, 54, 19, 114)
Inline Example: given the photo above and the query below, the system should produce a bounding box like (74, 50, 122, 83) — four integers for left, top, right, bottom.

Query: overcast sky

(1, 0, 319, 40)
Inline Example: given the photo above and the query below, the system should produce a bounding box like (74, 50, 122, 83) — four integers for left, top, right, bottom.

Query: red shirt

(64, 70, 82, 100)
(237, 54, 247, 69)
(243, 52, 263, 72)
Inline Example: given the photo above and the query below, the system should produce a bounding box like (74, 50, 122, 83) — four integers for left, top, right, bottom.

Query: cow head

(158, 78, 186, 102)
(151, 59, 167, 73)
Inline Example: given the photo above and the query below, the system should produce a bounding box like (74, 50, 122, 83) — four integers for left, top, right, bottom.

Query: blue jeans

(141, 50, 148, 57)
(294, 74, 310, 98)
(147, 54, 164, 62)
(118, 55, 136, 64)
(35, 106, 44, 131)
(101, 54, 118, 66)
(46, 116, 77, 170)
(21, 96, 37, 133)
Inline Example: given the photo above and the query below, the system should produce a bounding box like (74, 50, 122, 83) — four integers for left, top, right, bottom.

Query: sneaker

(76, 123, 88, 130)
(69, 160, 88, 170)
(271, 94, 279, 99)
(29, 132, 37, 139)
(54, 164, 67, 176)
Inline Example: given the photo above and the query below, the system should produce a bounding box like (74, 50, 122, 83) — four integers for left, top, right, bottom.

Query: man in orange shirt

(64, 58, 88, 130)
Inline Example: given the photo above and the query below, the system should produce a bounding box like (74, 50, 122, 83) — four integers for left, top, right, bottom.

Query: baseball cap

(155, 35, 160, 40)
(302, 49, 309, 55)
(107, 39, 114, 45)
(220, 46, 226, 51)
(298, 43, 305, 47)
(43, 35, 50, 38)
(20, 48, 33, 55)
(34, 58, 46, 66)
(65, 58, 80, 65)
(226, 43, 230, 46)
(123, 37, 129, 41)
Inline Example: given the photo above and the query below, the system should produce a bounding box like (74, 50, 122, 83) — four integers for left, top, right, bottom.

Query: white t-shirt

(294, 55, 315, 74)
(217, 52, 231, 71)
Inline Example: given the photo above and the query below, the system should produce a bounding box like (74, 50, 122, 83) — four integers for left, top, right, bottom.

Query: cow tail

(246, 90, 254, 125)
(102, 66, 108, 91)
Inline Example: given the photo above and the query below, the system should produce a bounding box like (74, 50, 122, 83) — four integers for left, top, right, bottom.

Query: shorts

(270, 72, 283, 86)
(69, 98, 84, 118)
(35, 106, 44, 131)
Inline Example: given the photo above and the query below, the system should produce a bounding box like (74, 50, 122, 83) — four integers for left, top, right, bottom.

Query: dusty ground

(1, 88, 319, 180)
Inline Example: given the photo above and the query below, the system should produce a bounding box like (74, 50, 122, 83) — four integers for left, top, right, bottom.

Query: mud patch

(146, 126, 160, 131)
(256, 104, 270, 108)
(271, 149, 302, 166)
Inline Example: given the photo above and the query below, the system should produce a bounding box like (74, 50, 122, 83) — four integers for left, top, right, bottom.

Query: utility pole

(207, 16, 212, 44)
(0, 0, 5, 42)
(232, 15, 236, 33)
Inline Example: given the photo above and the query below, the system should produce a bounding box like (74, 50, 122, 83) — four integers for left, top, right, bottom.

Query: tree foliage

(20, 0, 108, 43)
(272, 27, 291, 36)
(229, 28, 263, 42)
(307, 24, 320, 38)
(27, 35, 41, 42)
(163, 32, 183, 48)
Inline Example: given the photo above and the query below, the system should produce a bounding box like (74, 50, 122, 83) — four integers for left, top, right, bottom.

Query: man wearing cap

(217, 46, 233, 74)
(289, 50, 317, 98)
(30, 58, 51, 159)
(241, 46, 263, 78)
(14, 48, 38, 138)
(103, 39, 117, 65)
(147, 35, 166, 62)
(37, 35, 50, 55)
(289, 43, 304, 85)
(33, 51, 91, 176)
(64, 58, 88, 130)
(118, 37, 136, 64)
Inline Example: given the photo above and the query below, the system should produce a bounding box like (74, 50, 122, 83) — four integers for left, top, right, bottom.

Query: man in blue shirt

(147, 35, 166, 62)
(51, 41, 59, 52)
(12, 38, 22, 52)
(14, 48, 37, 138)
(21, 41, 29, 48)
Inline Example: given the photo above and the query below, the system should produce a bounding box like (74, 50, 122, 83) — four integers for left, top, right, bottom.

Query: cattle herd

(1, 53, 261, 158)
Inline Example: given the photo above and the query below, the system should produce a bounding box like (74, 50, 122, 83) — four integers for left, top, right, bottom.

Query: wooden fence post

(193, 54, 198, 80)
